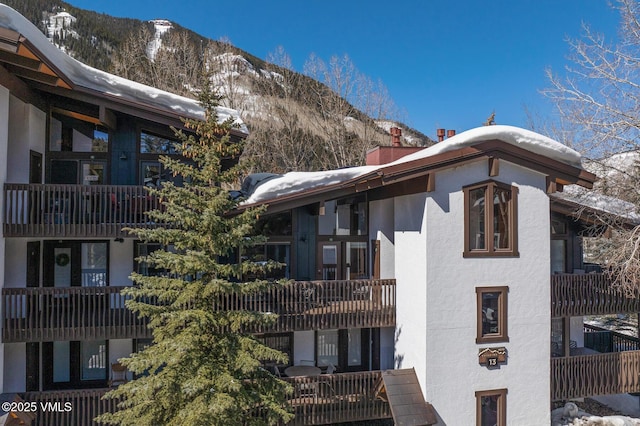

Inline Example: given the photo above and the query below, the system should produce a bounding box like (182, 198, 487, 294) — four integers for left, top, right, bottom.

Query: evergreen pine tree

(97, 78, 293, 426)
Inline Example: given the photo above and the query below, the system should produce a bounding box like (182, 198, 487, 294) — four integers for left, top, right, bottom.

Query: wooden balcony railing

(215, 279, 396, 332)
(22, 371, 391, 426)
(551, 350, 640, 400)
(2, 286, 150, 343)
(2, 280, 396, 342)
(3, 183, 160, 237)
(283, 371, 391, 425)
(551, 273, 640, 317)
(23, 388, 118, 426)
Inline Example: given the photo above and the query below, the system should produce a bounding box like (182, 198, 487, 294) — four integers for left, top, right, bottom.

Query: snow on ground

(243, 125, 585, 204)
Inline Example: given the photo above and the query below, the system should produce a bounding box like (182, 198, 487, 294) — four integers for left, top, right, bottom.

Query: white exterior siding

(391, 159, 551, 425)
(393, 191, 429, 381)
(369, 198, 395, 279)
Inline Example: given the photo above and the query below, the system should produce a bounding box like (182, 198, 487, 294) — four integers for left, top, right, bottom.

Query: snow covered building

(1, 4, 639, 426)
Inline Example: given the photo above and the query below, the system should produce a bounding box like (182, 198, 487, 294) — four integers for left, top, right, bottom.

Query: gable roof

(0, 4, 247, 135)
(240, 125, 596, 213)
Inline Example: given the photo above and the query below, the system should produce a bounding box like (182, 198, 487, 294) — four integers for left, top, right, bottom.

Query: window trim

(475, 388, 507, 426)
(476, 286, 509, 344)
(463, 180, 519, 258)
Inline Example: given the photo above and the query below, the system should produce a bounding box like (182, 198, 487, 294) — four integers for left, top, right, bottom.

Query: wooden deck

(23, 371, 392, 426)
(551, 273, 640, 317)
(3, 183, 160, 238)
(2, 280, 396, 342)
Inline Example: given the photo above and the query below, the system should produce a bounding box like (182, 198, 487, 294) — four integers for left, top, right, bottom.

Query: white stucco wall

(7, 98, 46, 183)
(369, 198, 395, 279)
(393, 160, 551, 425)
(394, 192, 428, 374)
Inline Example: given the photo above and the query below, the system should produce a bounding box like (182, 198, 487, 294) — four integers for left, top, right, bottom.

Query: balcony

(551, 350, 640, 400)
(551, 273, 640, 317)
(216, 279, 396, 333)
(3, 183, 160, 238)
(23, 371, 391, 426)
(2, 286, 149, 343)
(2, 280, 396, 342)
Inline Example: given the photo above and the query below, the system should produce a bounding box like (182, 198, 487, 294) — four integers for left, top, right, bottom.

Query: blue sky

(68, 0, 620, 139)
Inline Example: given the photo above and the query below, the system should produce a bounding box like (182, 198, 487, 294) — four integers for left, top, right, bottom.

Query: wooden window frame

(475, 388, 507, 426)
(463, 180, 519, 258)
(476, 286, 509, 344)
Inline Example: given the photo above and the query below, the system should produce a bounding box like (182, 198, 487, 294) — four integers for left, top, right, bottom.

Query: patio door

(43, 241, 108, 288)
(316, 241, 368, 280)
(317, 242, 341, 280)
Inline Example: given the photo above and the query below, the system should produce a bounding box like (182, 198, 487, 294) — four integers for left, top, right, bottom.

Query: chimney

(390, 127, 402, 147)
(447, 129, 456, 138)
(437, 128, 445, 142)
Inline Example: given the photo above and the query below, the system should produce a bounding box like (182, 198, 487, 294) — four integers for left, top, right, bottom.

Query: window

(476, 389, 507, 426)
(140, 131, 178, 154)
(43, 340, 108, 390)
(243, 243, 291, 280)
(318, 196, 367, 236)
(139, 130, 183, 187)
(476, 286, 508, 344)
(464, 181, 518, 257)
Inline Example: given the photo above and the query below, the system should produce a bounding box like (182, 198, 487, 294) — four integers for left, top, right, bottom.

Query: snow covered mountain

(5, 0, 434, 172)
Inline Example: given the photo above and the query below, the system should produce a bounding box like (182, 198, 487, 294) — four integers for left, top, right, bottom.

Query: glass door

(317, 242, 341, 280)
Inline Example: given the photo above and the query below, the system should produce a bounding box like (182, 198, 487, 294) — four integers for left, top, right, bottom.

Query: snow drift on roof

(243, 125, 585, 204)
(552, 185, 640, 224)
(389, 125, 583, 168)
(0, 4, 247, 133)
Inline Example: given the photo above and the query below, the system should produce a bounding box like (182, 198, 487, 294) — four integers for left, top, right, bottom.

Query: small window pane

(480, 394, 499, 426)
(482, 293, 500, 336)
(140, 132, 177, 154)
(141, 161, 163, 187)
(469, 188, 486, 250)
(81, 340, 106, 381)
(81, 242, 107, 287)
(317, 330, 339, 367)
(347, 329, 362, 366)
(92, 129, 109, 152)
(477, 287, 508, 343)
(493, 187, 511, 249)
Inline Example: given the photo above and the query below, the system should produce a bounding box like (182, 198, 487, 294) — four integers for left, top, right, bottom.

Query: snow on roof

(388, 125, 583, 168)
(243, 125, 586, 204)
(551, 185, 640, 224)
(0, 4, 247, 133)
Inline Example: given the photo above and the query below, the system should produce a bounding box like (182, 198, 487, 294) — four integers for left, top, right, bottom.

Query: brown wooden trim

(426, 172, 435, 192)
(488, 157, 499, 177)
(463, 180, 519, 258)
(0, 63, 46, 109)
(476, 286, 509, 344)
(475, 388, 507, 426)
